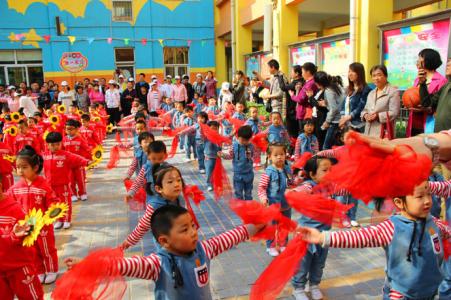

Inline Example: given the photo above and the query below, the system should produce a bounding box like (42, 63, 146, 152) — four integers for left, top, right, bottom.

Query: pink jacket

(171, 83, 188, 102)
(290, 79, 318, 120)
(88, 90, 105, 103)
(414, 71, 447, 94)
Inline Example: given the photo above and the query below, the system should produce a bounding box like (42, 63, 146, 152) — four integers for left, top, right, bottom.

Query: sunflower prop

(106, 123, 114, 134)
(49, 115, 60, 126)
(57, 105, 66, 114)
(5, 126, 18, 137)
(10, 112, 20, 123)
(19, 208, 45, 247)
(91, 145, 104, 162)
(3, 155, 16, 163)
(43, 202, 69, 225)
(92, 116, 101, 123)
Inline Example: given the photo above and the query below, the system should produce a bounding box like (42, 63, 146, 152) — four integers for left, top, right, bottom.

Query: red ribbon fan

(52, 248, 126, 300)
(292, 152, 313, 170)
(168, 136, 179, 158)
(250, 235, 308, 300)
(211, 158, 232, 200)
(229, 118, 246, 133)
(124, 179, 146, 211)
(250, 132, 269, 152)
(115, 131, 121, 143)
(199, 122, 231, 146)
(106, 145, 121, 169)
(183, 185, 206, 206)
(162, 126, 187, 137)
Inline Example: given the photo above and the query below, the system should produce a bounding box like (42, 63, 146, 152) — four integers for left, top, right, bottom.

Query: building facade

(0, 0, 215, 86)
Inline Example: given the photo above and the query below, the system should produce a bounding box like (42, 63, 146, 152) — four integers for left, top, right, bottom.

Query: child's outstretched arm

(126, 166, 146, 201)
(121, 204, 155, 250)
(257, 173, 270, 205)
(429, 180, 451, 198)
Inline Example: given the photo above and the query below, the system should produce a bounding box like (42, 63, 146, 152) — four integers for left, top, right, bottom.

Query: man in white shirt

(159, 75, 174, 99)
(19, 87, 38, 117)
(58, 81, 75, 114)
(105, 80, 122, 125)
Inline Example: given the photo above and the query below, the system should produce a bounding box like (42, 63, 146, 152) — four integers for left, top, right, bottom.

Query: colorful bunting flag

(124, 38, 129, 45)
(68, 36, 76, 45)
(87, 37, 94, 44)
(158, 39, 164, 47)
(187, 39, 192, 47)
(201, 40, 206, 47)
(43, 35, 51, 43)
(107, 37, 112, 44)
(141, 38, 147, 45)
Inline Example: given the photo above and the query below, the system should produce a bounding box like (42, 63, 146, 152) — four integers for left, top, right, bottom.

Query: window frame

(112, 0, 133, 22)
(0, 50, 43, 85)
(163, 47, 189, 77)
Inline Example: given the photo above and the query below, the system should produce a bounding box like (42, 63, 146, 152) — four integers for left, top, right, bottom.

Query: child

(263, 112, 289, 145)
(245, 106, 267, 167)
(294, 119, 319, 160)
(160, 97, 174, 113)
(14, 120, 40, 154)
(43, 132, 89, 229)
(232, 102, 246, 121)
(0, 136, 14, 191)
(301, 181, 451, 300)
(63, 119, 92, 202)
(131, 100, 140, 115)
(67, 105, 81, 121)
(122, 165, 186, 250)
(132, 120, 148, 155)
(172, 102, 185, 151)
(80, 114, 101, 149)
(125, 132, 154, 180)
(258, 143, 292, 257)
(126, 140, 168, 202)
(204, 121, 222, 191)
(65, 205, 263, 299)
(178, 112, 208, 174)
(221, 125, 254, 200)
(290, 155, 336, 300)
(194, 95, 206, 116)
(205, 98, 220, 116)
(7, 146, 60, 284)
(0, 174, 44, 298)
(183, 106, 197, 161)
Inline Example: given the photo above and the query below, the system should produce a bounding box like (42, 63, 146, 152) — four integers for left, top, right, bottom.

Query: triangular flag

(124, 38, 129, 45)
(43, 35, 51, 43)
(15, 34, 24, 40)
(87, 37, 94, 44)
(141, 38, 147, 45)
(158, 39, 164, 47)
(107, 37, 112, 44)
(201, 40, 206, 47)
(68, 36, 76, 45)
(187, 39, 192, 47)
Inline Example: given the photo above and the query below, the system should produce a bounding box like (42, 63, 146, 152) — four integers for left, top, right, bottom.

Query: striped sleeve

(317, 148, 338, 158)
(178, 125, 196, 136)
(126, 157, 138, 178)
(201, 225, 249, 260)
(221, 147, 234, 160)
(128, 167, 146, 196)
(118, 254, 161, 280)
(312, 137, 319, 155)
(126, 204, 155, 246)
(433, 217, 451, 240)
(257, 173, 270, 201)
(327, 219, 394, 248)
(294, 137, 301, 160)
(293, 184, 313, 194)
(429, 180, 451, 198)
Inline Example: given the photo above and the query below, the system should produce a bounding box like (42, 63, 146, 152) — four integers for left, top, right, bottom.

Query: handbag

(265, 100, 272, 113)
(380, 112, 394, 140)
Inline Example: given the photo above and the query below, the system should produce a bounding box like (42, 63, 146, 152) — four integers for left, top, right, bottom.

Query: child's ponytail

(17, 145, 44, 174)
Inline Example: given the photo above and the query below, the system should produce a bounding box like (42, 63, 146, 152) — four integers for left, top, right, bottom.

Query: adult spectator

(219, 82, 234, 109)
(51, 83, 60, 102)
(30, 82, 40, 98)
(205, 71, 217, 99)
(147, 82, 162, 112)
(58, 81, 75, 113)
(19, 88, 38, 117)
(74, 85, 90, 112)
(121, 79, 137, 116)
(88, 84, 105, 105)
(261, 59, 288, 113)
(9, 88, 20, 112)
(0, 85, 9, 111)
(339, 62, 372, 132)
(291, 62, 318, 129)
(418, 51, 450, 133)
(19, 82, 27, 92)
(99, 78, 107, 94)
(193, 74, 206, 98)
(117, 75, 127, 93)
(279, 65, 304, 138)
(361, 65, 400, 138)
(105, 80, 121, 125)
(135, 73, 150, 100)
(1, 86, 15, 111)
(38, 85, 52, 109)
(231, 71, 246, 105)
(183, 74, 194, 103)
(160, 75, 174, 99)
(248, 77, 265, 104)
(83, 78, 90, 89)
(171, 75, 188, 103)
(137, 85, 148, 108)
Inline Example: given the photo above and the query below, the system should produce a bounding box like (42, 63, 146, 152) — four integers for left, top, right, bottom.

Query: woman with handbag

(361, 65, 400, 138)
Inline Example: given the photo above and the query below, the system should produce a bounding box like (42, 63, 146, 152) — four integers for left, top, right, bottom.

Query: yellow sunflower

(6, 126, 18, 137)
(87, 159, 100, 169)
(57, 105, 66, 114)
(10, 112, 20, 123)
(43, 202, 69, 225)
(106, 123, 113, 134)
(19, 208, 45, 247)
(49, 115, 60, 126)
(91, 145, 104, 162)
(92, 116, 101, 123)
(3, 155, 16, 163)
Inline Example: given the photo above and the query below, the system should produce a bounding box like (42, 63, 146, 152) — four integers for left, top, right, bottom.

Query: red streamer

(52, 248, 126, 300)
(211, 158, 232, 200)
(292, 152, 313, 170)
(229, 118, 245, 133)
(162, 126, 187, 137)
(124, 179, 146, 211)
(106, 145, 121, 169)
(323, 131, 432, 203)
(183, 185, 206, 206)
(115, 131, 121, 143)
(200, 123, 231, 146)
(168, 136, 179, 158)
(286, 191, 353, 227)
(250, 235, 308, 300)
(251, 132, 268, 152)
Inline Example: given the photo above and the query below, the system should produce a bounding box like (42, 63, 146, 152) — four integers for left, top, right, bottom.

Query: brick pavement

(44, 136, 386, 299)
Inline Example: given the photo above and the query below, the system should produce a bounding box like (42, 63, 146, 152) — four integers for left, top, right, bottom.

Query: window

(115, 48, 135, 80)
(163, 47, 189, 77)
(0, 50, 43, 85)
(112, 0, 132, 22)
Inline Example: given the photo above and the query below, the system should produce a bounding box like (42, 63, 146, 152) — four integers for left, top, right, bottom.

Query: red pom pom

(211, 158, 232, 200)
(229, 118, 245, 133)
(183, 185, 206, 206)
(250, 235, 308, 300)
(124, 179, 146, 211)
(251, 132, 269, 152)
(200, 123, 231, 146)
(52, 248, 126, 300)
(292, 152, 313, 170)
(162, 126, 186, 137)
(167, 136, 179, 158)
(106, 145, 121, 169)
(115, 131, 121, 143)
(402, 87, 420, 108)
(229, 199, 281, 224)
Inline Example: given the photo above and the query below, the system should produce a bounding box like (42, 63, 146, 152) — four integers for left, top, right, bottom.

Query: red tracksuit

(14, 132, 40, 154)
(42, 150, 89, 222)
(6, 176, 60, 275)
(0, 142, 14, 191)
(80, 125, 101, 148)
(62, 135, 92, 199)
(66, 113, 80, 121)
(0, 196, 43, 300)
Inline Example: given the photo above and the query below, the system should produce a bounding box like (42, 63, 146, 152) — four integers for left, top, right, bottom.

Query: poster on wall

(245, 56, 260, 78)
(321, 39, 350, 83)
(290, 45, 316, 66)
(60, 52, 88, 73)
(260, 53, 273, 80)
(383, 19, 450, 90)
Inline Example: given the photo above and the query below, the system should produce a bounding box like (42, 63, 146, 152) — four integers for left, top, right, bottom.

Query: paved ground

(44, 135, 386, 299)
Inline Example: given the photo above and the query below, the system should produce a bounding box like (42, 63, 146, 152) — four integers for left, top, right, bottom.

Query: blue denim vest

(268, 125, 287, 144)
(245, 118, 260, 134)
(231, 141, 254, 175)
(204, 141, 221, 159)
(265, 165, 291, 209)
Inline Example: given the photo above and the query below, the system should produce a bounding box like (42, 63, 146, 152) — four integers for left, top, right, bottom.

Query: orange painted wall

(240, 0, 265, 26)
(216, 0, 231, 37)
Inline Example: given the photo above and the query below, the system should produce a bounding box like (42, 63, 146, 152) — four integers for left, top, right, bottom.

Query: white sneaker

(63, 222, 71, 229)
(180, 149, 185, 153)
(350, 220, 360, 227)
(71, 195, 79, 202)
(207, 186, 213, 191)
(80, 195, 88, 201)
(44, 272, 57, 284)
(293, 288, 309, 300)
(342, 220, 351, 228)
(54, 221, 63, 229)
(310, 285, 323, 300)
(199, 169, 206, 174)
(268, 248, 279, 257)
(38, 274, 45, 283)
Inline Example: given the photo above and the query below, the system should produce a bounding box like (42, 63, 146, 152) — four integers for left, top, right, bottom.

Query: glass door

(6, 66, 26, 86)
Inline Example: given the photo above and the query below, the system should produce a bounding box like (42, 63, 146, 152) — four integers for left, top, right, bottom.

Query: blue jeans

(196, 141, 205, 171)
(292, 245, 329, 288)
(266, 209, 291, 248)
(185, 135, 197, 159)
(205, 158, 216, 188)
(336, 195, 358, 221)
(233, 173, 254, 200)
(179, 134, 185, 150)
(322, 123, 338, 150)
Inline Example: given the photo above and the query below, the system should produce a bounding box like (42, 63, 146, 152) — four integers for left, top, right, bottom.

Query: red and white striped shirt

(126, 204, 155, 246)
(429, 180, 451, 198)
(257, 173, 270, 201)
(126, 157, 139, 178)
(119, 226, 249, 280)
(128, 166, 146, 196)
(316, 147, 342, 158)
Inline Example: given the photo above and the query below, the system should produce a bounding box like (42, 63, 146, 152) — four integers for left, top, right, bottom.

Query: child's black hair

(45, 132, 63, 143)
(237, 125, 253, 140)
(80, 114, 90, 122)
(207, 120, 219, 128)
(149, 111, 159, 118)
(265, 143, 287, 168)
(66, 119, 81, 128)
(138, 131, 154, 144)
(270, 111, 282, 118)
(197, 112, 208, 122)
(147, 140, 167, 154)
(134, 112, 146, 121)
(27, 117, 37, 124)
(184, 106, 193, 113)
(303, 118, 314, 126)
(147, 164, 184, 196)
(17, 119, 27, 126)
(90, 103, 99, 109)
(17, 145, 44, 174)
(303, 156, 337, 180)
(150, 205, 189, 239)
(33, 112, 42, 118)
(135, 119, 147, 127)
